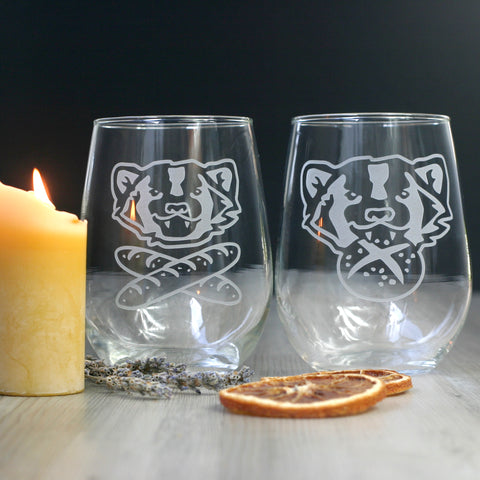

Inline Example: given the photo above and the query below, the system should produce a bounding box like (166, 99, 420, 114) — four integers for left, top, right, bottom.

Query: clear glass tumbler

(276, 113, 471, 373)
(82, 116, 272, 369)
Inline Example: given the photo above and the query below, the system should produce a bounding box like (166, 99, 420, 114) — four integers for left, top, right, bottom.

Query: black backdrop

(2, 1, 479, 287)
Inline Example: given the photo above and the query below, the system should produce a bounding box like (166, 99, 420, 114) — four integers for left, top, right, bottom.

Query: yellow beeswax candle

(0, 173, 87, 396)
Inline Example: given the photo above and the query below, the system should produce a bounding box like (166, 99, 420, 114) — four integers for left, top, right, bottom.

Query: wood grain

(1, 296, 479, 480)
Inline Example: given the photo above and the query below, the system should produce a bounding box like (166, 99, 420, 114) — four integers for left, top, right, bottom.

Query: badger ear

(415, 164, 444, 194)
(115, 169, 140, 194)
(111, 165, 142, 201)
(206, 164, 235, 191)
(414, 157, 447, 195)
(304, 167, 332, 198)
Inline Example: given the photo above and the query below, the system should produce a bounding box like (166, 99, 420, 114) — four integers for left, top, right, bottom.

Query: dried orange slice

(219, 373, 387, 418)
(324, 369, 413, 396)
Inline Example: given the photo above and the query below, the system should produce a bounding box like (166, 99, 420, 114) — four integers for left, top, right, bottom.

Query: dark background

(1, 1, 479, 287)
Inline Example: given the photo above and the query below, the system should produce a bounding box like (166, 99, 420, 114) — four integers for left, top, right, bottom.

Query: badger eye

(346, 191, 358, 200)
(192, 187, 202, 196)
(400, 190, 409, 198)
(150, 188, 161, 196)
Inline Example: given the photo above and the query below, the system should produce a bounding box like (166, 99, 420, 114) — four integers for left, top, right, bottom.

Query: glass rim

(292, 112, 451, 126)
(94, 115, 252, 129)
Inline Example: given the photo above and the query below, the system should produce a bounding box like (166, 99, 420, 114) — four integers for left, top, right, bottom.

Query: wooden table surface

(1, 294, 479, 480)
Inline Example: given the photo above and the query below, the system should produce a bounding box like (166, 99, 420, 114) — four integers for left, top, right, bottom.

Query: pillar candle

(0, 173, 87, 396)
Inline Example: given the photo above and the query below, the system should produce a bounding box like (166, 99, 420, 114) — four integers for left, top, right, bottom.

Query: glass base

(303, 345, 452, 375)
(277, 272, 470, 376)
(87, 313, 267, 370)
(89, 342, 241, 370)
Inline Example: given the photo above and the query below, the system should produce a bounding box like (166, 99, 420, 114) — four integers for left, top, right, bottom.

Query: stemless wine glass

(276, 113, 471, 373)
(81, 116, 272, 369)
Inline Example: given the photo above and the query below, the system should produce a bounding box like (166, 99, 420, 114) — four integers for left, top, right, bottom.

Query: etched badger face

(111, 159, 241, 248)
(301, 154, 453, 301)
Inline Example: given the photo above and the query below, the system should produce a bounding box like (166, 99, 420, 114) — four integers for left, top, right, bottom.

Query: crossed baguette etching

(114, 242, 241, 310)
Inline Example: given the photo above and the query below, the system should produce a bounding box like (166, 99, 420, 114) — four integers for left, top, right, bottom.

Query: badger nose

(365, 207, 395, 222)
(165, 202, 189, 214)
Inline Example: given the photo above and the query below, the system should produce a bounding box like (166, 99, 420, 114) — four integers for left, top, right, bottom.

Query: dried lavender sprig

(106, 376, 173, 398)
(85, 356, 188, 377)
(86, 373, 173, 398)
(85, 356, 254, 398)
(124, 357, 188, 375)
(148, 366, 255, 394)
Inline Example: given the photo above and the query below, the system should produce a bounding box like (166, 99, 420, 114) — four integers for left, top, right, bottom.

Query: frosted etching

(111, 159, 242, 309)
(300, 154, 453, 301)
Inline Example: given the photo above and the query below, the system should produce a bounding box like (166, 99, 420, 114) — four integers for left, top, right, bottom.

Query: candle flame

(33, 168, 54, 207)
(129, 200, 136, 221)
